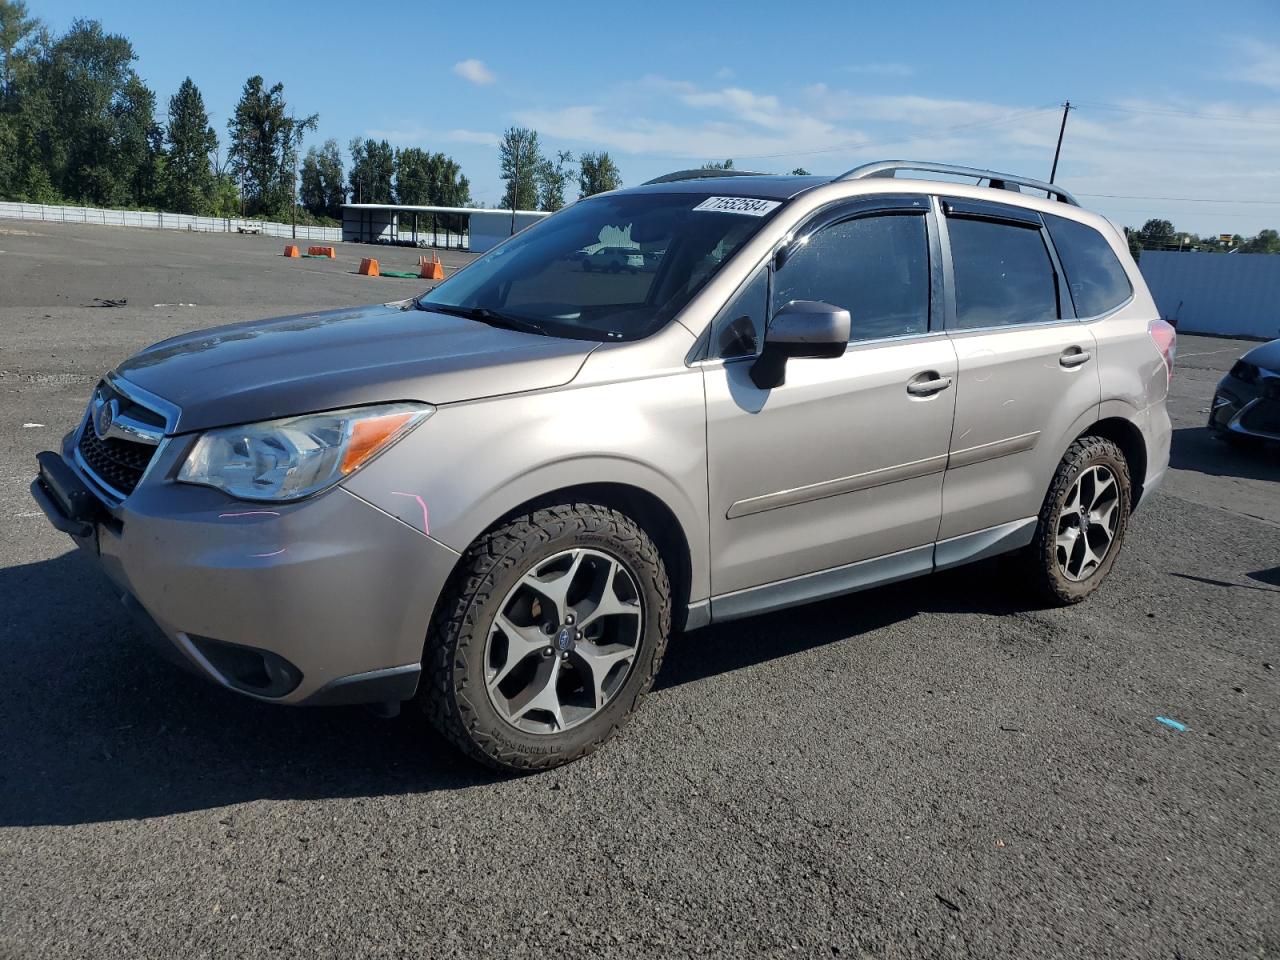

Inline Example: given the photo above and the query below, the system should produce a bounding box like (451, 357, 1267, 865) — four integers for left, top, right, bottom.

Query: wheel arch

(443, 478, 701, 634)
(1075, 415, 1148, 508)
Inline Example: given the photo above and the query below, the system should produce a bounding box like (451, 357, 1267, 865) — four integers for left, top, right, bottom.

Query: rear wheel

(1027, 436, 1132, 605)
(423, 504, 670, 771)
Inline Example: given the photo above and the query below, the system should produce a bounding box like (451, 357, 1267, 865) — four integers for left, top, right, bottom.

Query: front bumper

(1210, 373, 1280, 442)
(32, 435, 461, 705)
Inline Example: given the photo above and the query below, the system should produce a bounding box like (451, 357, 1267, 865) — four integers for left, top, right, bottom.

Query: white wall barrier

(0, 200, 342, 242)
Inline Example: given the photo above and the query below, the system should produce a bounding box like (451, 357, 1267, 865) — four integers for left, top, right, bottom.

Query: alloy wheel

(484, 548, 643, 734)
(1054, 464, 1121, 581)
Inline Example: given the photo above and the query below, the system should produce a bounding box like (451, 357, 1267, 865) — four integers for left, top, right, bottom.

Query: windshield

(417, 192, 781, 341)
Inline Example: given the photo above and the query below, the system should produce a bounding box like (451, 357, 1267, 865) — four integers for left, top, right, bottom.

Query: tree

(577, 150, 621, 198)
(347, 137, 393, 204)
(791, 167, 810, 175)
(164, 77, 216, 214)
(393, 147, 470, 207)
(1122, 227, 1142, 263)
(498, 126, 541, 211)
(1241, 228, 1280, 254)
(227, 75, 315, 217)
(537, 149, 575, 212)
(300, 138, 344, 219)
(23, 19, 160, 206)
(701, 158, 734, 170)
(1139, 218, 1175, 243)
(0, 0, 37, 100)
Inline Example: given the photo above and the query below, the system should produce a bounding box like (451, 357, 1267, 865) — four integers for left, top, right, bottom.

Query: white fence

(0, 200, 343, 242)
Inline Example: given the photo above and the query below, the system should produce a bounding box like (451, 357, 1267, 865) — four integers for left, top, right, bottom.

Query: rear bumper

(31, 442, 461, 705)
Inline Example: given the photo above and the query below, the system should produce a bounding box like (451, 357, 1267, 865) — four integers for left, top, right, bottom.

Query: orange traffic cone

(283, 244, 300, 258)
(358, 257, 380, 277)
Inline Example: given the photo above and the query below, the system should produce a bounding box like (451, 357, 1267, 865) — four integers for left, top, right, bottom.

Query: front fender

(343, 373, 712, 606)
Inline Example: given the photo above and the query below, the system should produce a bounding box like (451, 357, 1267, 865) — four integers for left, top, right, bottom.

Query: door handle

(1060, 348, 1092, 368)
(907, 373, 953, 397)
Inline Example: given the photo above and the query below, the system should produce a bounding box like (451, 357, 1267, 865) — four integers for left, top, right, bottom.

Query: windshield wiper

(417, 301, 547, 336)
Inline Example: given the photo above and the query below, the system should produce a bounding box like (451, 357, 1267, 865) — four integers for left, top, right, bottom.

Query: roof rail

(834, 160, 1080, 206)
(643, 169, 771, 185)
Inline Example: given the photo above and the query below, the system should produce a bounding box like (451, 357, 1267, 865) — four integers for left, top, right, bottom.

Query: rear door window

(1044, 214, 1133, 318)
(947, 214, 1059, 329)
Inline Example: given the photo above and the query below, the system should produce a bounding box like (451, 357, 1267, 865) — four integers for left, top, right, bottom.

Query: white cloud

(714, 66, 735, 80)
(840, 62, 915, 77)
(362, 124, 500, 147)
(1224, 38, 1280, 91)
(511, 76, 1280, 234)
(452, 58, 496, 85)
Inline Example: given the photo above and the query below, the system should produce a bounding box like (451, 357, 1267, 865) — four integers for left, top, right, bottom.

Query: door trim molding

(947, 430, 1040, 469)
(726, 453, 948, 519)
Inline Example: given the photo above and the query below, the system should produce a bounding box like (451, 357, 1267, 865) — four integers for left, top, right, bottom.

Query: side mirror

(750, 300, 850, 389)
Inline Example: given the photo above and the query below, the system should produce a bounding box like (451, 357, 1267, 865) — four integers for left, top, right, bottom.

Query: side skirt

(708, 517, 1037, 624)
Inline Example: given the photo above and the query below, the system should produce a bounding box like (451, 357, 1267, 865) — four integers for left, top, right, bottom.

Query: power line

(1078, 193, 1280, 205)
(1073, 100, 1280, 127)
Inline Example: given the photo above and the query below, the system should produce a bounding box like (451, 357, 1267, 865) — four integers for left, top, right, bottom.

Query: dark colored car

(1210, 339, 1280, 444)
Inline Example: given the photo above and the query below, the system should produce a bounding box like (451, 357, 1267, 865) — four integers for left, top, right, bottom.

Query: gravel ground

(0, 222, 1277, 960)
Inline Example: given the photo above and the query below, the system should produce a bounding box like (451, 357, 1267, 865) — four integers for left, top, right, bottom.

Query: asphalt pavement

(0, 221, 1277, 959)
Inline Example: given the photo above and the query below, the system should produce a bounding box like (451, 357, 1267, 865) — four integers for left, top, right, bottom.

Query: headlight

(1230, 360, 1258, 384)
(178, 403, 433, 501)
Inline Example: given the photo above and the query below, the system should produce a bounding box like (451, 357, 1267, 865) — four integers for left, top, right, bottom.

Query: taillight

(1149, 318, 1176, 382)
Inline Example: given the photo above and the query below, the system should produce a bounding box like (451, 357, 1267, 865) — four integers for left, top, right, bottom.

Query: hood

(116, 302, 598, 433)
(1242, 338, 1280, 372)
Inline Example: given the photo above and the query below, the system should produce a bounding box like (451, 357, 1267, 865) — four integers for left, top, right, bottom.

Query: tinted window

(714, 265, 768, 358)
(772, 214, 929, 341)
(948, 216, 1059, 329)
(1044, 214, 1132, 317)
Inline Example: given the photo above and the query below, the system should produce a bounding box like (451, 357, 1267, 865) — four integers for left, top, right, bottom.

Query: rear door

(937, 197, 1101, 541)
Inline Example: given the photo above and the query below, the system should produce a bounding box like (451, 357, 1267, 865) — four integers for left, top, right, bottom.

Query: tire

(1026, 436, 1132, 605)
(422, 503, 671, 771)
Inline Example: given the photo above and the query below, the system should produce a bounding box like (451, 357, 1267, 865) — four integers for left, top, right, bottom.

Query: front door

(703, 201, 958, 603)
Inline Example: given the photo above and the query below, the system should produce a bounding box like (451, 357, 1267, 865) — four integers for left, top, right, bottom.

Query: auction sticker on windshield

(692, 196, 782, 216)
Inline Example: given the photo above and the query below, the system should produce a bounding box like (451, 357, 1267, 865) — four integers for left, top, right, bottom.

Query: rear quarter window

(1044, 214, 1133, 318)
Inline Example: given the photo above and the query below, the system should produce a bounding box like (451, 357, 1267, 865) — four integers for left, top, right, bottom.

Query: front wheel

(1026, 436, 1132, 605)
(423, 504, 671, 771)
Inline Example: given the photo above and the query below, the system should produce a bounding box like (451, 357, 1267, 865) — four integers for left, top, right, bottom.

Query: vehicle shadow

(1169, 426, 1280, 482)
(0, 549, 1039, 828)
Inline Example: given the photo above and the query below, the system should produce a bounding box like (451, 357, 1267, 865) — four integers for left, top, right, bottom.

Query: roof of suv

(628, 161, 1082, 209)
(627, 174, 832, 200)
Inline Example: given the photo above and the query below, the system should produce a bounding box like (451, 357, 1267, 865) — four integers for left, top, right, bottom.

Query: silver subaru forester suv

(33, 161, 1175, 770)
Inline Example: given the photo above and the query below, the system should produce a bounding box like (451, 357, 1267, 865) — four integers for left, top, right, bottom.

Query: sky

(31, 0, 1280, 235)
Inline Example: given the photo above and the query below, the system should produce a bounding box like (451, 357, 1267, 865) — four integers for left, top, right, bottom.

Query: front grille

(78, 423, 156, 496)
(1239, 399, 1280, 437)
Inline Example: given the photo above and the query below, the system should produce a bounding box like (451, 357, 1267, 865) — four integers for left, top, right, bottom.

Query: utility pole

(1049, 101, 1072, 184)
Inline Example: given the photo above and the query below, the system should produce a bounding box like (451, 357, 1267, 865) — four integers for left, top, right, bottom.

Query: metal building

(341, 204, 549, 253)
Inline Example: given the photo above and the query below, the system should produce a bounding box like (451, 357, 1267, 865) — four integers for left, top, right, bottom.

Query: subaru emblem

(95, 397, 118, 440)
(556, 626, 573, 651)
